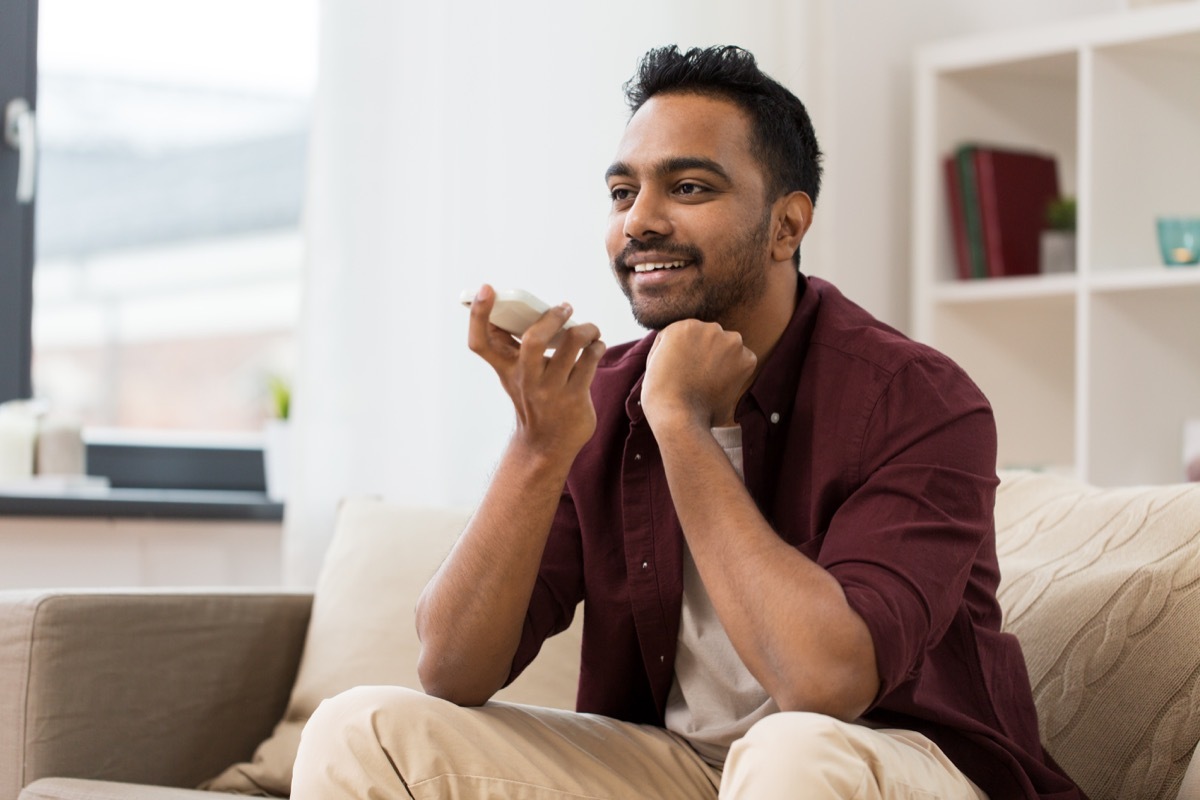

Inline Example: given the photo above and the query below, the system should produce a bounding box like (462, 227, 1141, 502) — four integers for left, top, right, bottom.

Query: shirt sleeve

(505, 486, 586, 685)
(818, 353, 999, 704)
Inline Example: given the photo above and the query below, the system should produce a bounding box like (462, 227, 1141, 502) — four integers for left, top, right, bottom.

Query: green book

(955, 144, 987, 279)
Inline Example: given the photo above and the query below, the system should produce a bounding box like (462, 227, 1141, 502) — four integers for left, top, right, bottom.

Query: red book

(972, 147, 1060, 277)
(943, 155, 972, 281)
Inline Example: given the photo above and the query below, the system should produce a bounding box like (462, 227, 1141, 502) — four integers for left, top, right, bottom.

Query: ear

(770, 191, 813, 263)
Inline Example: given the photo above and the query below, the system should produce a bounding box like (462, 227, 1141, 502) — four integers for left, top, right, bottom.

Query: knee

(741, 711, 859, 754)
(308, 685, 415, 731)
(298, 685, 437, 761)
(722, 713, 875, 798)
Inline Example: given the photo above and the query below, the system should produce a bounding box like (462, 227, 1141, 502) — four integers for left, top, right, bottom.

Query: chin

(629, 299, 704, 330)
(620, 277, 712, 329)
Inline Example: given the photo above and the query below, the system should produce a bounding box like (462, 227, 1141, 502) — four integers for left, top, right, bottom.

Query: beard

(614, 211, 773, 331)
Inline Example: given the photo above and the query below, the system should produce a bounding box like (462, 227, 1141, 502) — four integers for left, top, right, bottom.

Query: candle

(0, 406, 38, 483)
(37, 413, 86, 476)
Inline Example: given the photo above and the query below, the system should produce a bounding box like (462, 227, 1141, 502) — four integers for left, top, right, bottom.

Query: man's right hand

(467, 284, 606, 459)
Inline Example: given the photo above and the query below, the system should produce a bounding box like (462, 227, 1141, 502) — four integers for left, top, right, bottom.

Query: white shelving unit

(911, 4, 1200, 487)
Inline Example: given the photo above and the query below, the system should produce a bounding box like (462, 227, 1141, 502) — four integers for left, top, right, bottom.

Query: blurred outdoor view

(33, 0, 316, 433)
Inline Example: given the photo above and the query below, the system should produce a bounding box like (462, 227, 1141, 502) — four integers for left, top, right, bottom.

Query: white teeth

(632, 261, 688, 273)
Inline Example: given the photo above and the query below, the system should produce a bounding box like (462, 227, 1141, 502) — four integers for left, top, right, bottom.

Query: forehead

(610, 92, 760, 181)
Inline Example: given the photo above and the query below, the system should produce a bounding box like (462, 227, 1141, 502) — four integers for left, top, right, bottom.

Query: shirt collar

(737, 274, 817, 425)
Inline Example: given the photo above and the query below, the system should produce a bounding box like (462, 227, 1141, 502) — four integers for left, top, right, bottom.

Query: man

(292, 45, 1084, 799)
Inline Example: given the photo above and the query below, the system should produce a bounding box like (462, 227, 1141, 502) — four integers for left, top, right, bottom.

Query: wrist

(646, 408, 713, 441)
(643, 394, 718, 434)
(505, 430, 583, 481)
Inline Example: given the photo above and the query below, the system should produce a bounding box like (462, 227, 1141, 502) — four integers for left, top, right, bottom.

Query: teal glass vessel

(1156, 217, 1200, 266)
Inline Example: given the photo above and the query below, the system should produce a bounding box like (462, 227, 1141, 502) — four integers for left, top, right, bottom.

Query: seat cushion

(995, 471, 1200, 800)
(202, 499, 582, 797)
(19, 777, 253, 799)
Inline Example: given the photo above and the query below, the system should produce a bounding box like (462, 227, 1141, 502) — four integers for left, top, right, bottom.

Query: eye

(609, 186, 635, 205)
(675, 182, 708, 196)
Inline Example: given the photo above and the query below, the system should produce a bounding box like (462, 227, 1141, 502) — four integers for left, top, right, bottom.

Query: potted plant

(1041, 196, 1076, 274)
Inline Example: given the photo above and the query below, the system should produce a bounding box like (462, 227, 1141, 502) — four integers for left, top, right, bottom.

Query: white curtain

(284, 0, 832, 585)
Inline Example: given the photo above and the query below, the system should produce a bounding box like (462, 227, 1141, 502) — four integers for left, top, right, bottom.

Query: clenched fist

(641, 319, 757, 432)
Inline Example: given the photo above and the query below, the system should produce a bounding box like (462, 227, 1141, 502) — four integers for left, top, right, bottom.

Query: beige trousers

(291, 686, 988, 800)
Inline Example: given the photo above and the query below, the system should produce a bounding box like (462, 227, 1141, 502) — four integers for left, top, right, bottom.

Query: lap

(294, 686, 719, 800)
(294, 688, 985, 800)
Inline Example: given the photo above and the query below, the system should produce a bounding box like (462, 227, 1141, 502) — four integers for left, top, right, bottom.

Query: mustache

(615, 238, 703, 271)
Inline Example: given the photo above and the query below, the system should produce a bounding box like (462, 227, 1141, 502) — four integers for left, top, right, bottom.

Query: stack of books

(944, 144, 1061, 280)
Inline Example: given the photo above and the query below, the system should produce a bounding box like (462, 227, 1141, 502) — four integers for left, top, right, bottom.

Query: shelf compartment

(929, 53, 1078, 284)
(1087, 286, 1200, 486)
(1088, 31, 1200, 274)
(929, 296, 1076, 474)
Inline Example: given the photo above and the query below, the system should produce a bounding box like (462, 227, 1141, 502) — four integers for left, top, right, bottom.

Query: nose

(623, 188, 672, 241)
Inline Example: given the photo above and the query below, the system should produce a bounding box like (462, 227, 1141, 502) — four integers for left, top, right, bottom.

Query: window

(29, 0, 315, 432)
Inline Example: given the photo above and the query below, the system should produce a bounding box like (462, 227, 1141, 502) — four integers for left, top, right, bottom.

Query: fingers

(656, 319, 751, 363)
(543, 321, 602, 384)
(517, 303, 576, 369)
(467, 285, 603, 391)
(568, 338, 608, 391)
(467, 285, 519, 367)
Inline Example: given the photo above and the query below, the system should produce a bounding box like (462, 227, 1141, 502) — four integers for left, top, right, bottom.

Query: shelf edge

(931, 274, 1079, 303)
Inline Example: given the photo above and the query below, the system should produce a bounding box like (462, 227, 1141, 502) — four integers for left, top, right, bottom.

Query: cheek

(604, 214, 626, 257)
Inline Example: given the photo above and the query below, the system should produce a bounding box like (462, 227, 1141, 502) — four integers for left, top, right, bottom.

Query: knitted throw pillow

(995, 471, 1200, 800)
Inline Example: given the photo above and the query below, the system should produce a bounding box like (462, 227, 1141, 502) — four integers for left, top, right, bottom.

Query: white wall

(0, 517, 281, 588)
(285, 0, 1135, 583)
(819, 0, 1122, 328)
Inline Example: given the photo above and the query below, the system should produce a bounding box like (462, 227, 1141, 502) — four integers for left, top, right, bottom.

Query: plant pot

(1040, 231, 1076, 274)
(263, 419, 291, 503)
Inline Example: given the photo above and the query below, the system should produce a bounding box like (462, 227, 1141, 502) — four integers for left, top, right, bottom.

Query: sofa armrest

(0, 589, 312, 800)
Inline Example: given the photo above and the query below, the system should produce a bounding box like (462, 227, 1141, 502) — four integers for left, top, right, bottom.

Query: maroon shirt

(508, 276, 1084, 799)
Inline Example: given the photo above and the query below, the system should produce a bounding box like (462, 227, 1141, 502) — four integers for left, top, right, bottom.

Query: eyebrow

(604, 156, 732, 184)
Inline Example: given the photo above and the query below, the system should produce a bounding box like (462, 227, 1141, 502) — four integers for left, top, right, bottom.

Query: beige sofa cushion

(995, 471, 1200, 800)
(203, 499, 582, 797)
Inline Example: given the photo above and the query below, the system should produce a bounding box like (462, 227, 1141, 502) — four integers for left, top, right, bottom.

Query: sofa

(2, 471, 1199, 800)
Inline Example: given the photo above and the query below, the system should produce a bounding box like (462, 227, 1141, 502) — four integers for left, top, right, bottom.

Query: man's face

(605, 92, 775, 331)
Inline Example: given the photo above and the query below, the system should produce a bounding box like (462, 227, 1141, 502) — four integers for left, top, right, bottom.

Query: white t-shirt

(663, 425, 779, 767)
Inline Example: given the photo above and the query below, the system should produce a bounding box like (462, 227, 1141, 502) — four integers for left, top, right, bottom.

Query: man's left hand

(641, 319, 757, 431)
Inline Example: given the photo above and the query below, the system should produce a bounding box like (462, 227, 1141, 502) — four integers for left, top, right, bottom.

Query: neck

(724, 265, 799, 374)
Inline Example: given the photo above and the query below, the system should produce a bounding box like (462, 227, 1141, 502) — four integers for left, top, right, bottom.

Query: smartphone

(459, 288, 577, 347)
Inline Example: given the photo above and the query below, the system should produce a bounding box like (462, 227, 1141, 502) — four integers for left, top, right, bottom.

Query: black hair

(624, 46, 823, 266)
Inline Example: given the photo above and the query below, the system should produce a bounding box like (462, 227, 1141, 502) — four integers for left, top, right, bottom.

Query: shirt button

(660, 655, 666, 663)
(770, 412, 781, 424)
(641, 561, 648, 569)
(634, 453, 642, 461)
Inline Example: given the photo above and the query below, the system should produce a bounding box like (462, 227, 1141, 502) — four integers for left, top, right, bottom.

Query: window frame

(0, 0, 37, 404)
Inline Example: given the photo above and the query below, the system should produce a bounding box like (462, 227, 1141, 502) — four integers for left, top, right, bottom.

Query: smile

(631, 260, 690, 273)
